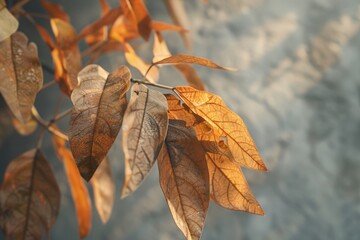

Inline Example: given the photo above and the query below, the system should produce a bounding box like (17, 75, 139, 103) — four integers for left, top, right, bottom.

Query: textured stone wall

(1, 0, 360, 239)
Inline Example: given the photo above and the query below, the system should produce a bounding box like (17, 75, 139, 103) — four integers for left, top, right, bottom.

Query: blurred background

(1, 0, 360, 239)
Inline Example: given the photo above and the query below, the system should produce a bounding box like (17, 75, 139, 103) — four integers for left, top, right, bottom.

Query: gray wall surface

(1, 0, 360, 239)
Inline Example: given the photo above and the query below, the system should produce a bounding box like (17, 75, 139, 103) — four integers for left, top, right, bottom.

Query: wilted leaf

(91, 157, 115, 223)
(175, 86, 267, 171)
(149, 54, 236, 73)
(121, 83, 168, 197)
(40, 0, 69, 22)
(124, 43, 159, 83)
(163, 0, 191, 48)
(51, 18, 81, 96)
(0, 1, 19, 41)
(158, 120, 209, 240)
(0, 32, 43, 123)
(151, 21, 186, 32)
(0, 149, 60, 239)
(52, 134, 92, 238)
(12, 116, 37, 135)
(68, 64, 131, 181)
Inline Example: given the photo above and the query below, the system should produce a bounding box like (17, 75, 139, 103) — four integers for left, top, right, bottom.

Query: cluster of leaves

(0, 0, 267, 239)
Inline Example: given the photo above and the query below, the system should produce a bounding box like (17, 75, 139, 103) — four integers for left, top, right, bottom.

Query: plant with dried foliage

(0, 0, 267, 239)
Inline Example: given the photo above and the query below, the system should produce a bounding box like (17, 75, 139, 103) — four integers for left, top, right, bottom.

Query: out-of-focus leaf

(68, 64, 130, 181)
(0, 32, 43, 123)
(149, 54, 236, 74)
(91, 157, 115, 223)
(152, 32, 171, 63)
(0, 149, 60, 239)
(124, 43, 159, 83)
(51, 18, 81, 96)
(110, 14, 139, 43)
(121, 83, 168, 197)
(151, 21, 186, 32)
(35, 24, 56, 49)
(175, 86, 267, 171)
(52, 134, 92, 238)
(121, 0, 152, 41)
(163, 0, 191, 48)
(12, 116, 37, 135)
(158, 120, 209, 240)
(78, 7, 122, 42)
(40, 0, 69, 22)
(0, 1, 19, 41)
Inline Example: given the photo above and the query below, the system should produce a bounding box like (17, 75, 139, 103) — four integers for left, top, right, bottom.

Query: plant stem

(31, 107, 68, 141)
(131, 78, 174, 90)
(52, 108, 72, 122)
(40, 80, 57, 92)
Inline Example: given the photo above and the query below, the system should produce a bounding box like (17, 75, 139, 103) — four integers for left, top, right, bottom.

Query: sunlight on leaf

(40, 0, 69, 22)
(0, 0, 19, 41)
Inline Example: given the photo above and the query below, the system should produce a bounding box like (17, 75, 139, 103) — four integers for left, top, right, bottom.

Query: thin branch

(42, 64, 55, 75)
(31, 107, 69, 141)
(10, 0, 31, 13)
(40, 80, 57, 92)
(131, 78, 174, 90)
(52, 107, 72, 122)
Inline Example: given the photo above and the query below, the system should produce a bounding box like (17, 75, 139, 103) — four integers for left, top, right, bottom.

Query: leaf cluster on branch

(0, 0, 267, 239)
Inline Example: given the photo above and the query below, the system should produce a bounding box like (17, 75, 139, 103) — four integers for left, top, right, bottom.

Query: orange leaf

(121, 83, 168, 197)
(0, 32, 43, 123)
(0, 149, 60, 239)
(53, 134, 92, 238)
(158, 120, 209, 240)
(40, 0, 69, 22)
(12, 116, 37, 135)
(91, 157, 115, 223)
(68, 64, 131, 181)
(151, 20, 186, 32)
(123, 0, 152, 41)
(50, 18, 82, 96)
(175, 86, 267, 171)
(152, 32, 171, 63)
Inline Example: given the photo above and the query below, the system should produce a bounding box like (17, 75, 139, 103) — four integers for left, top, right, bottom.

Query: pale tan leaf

(175, 86, 267, 171)
(0, 1, 19, 41)
(52, 134, 92, 238)
(40, 0, 69, 22)
(91, 157, 115, 223)
(0, 149, 60, 239)
(158, 120, 209, 240)
(51, 18, 81, 96)
(124, 43, 159, 83)
(163, 0, 191, 48)
(68, 64, 131, 181)
(152, 32, 171, 63)
(121, 83, 168, 197)
(12, 116, 37, 135)
(0, 32, 43, 123)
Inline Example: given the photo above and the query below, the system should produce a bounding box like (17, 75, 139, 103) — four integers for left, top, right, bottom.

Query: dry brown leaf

(68, 64, 130, 181)
(124, 43, 159, 83)
(0, 1, 19, 41)
(51, 18, 82, 96)
(78, 7, 122, 42)
(149, 54, 236, 73)
(0, 149, 60, 239)
(110, 14, 139, 43)
(121, 83, 168, 198)
(163, 0, 191, 48)
(40, 0, 69, 22)
(0, 32, 43, 123)
(91, 157, 115, 223)
(158, 120, 209, 240)
(52, 134, 92, 238)
(12, 116, 37, 135)
(175, 86, 267, 171)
